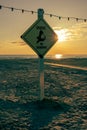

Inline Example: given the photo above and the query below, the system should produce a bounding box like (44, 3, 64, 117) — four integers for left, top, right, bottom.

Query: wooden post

(38, 9, 45, 100)
(39, 57, 44, 100)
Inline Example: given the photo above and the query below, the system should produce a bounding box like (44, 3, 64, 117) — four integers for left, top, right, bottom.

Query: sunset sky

(0, 0, 87, 57)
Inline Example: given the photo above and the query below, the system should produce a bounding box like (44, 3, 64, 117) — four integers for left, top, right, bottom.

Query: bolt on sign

(21, 15, 58, 58)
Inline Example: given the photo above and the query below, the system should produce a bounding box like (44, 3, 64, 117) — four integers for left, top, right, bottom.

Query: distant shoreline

(0, 54, 87, 59)
(0, 57, 87, 69)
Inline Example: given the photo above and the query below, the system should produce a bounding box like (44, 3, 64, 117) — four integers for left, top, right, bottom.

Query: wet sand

(0, 58, 87, 130)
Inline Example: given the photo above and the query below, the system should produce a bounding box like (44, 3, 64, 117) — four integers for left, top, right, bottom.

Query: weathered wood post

(38, 9, 45, 100)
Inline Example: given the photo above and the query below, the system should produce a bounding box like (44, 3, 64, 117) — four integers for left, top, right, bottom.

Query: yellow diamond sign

(21, 19, 58, 58)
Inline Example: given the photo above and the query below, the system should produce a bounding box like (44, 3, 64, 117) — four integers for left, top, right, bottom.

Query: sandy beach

(0, 58, 87, 130)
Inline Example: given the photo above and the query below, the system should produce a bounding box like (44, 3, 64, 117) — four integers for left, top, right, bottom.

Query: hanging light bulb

(0, 5, 2, 9)
(59, 16, 61, 20)
(11, 7, 14, 11)
(50, 14, 52, 17)
(84, 19, 86, 22)
(22, 9, 24, 13)
(68, 17, 70, 21)
(76, 18, 78, 21)
(31, 11, 34, 14)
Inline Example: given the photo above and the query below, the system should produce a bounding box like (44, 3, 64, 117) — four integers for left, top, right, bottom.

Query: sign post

(39, 57, 44, 100)
(21, 8, 58, 100)
(38, 9, 45, 100)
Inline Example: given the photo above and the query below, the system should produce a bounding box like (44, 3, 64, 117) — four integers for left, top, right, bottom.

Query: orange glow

(55, 29, 68, 42)
(55, 54, 63, 59)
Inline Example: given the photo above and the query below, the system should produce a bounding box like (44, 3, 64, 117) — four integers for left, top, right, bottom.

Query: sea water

(0, 54, 87, 59)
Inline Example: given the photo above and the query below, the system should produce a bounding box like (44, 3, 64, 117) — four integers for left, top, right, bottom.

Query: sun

(55, 54, 63, 59)
(54, 29, 67, 42)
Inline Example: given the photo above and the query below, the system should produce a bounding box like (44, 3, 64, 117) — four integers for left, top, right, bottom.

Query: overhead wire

(0, 5, 87, 22)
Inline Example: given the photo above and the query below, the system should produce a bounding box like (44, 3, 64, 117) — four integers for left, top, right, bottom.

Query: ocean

(0, 54, 87, 59)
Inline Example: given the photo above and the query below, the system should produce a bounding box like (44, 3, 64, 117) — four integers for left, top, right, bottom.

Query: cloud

(54, 22, 87, 42)
(53, 26, 63, 30)
(10, 41, 26, 46)
(68, 23, 87, 41)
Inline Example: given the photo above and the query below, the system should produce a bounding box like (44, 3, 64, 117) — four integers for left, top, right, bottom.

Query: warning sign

(21, 19, 58, 58)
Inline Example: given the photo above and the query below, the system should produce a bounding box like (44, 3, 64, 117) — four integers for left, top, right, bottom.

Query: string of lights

(0, 5, 87, 22)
